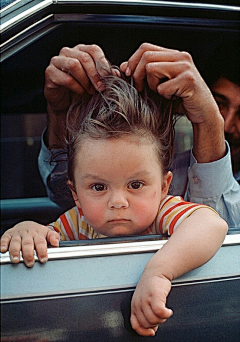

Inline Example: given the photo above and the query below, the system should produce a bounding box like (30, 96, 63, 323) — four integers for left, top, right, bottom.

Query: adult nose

(108, 191, 129, 209)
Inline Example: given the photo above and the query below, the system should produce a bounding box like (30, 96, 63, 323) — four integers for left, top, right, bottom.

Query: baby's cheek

(133, 201, 159, 227)
(82, 203, 105, 228)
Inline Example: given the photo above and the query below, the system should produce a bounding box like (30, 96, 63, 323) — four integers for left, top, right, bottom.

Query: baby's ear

(68, 181, 80, 206)
(162, 171, 173, 196)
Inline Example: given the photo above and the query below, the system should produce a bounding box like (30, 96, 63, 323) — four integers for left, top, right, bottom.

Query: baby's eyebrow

(81, 170, 152, 181)
(128, 170, 152, 178)
(81, 174, 107, 182)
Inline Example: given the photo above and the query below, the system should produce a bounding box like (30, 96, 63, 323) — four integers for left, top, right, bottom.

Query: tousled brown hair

(66, 70, 180, 183)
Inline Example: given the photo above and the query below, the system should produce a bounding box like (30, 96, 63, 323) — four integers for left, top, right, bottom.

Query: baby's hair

(66, 66, 180, 184)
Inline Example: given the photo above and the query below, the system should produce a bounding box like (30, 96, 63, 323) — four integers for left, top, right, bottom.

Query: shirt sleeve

(152, 195, 216, 236)
(47, 207, 97, 240)
(186, 142, 240, 230)
(38, 129, 74, 210)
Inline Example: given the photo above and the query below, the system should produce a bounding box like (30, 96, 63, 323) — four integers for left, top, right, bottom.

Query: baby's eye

(128, 181, 144, 190)
(92, 184, 107, 191)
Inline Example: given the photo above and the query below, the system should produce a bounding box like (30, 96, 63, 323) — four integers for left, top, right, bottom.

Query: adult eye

(215, 100, 227, 111)
(128, 181, 144, 190)
(92, 184, 107, 191)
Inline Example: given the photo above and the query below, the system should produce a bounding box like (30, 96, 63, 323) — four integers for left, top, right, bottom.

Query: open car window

(1, 0, 239, 234)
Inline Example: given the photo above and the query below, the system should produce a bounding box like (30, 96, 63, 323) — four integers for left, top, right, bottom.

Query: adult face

(211, 77, 240, 146)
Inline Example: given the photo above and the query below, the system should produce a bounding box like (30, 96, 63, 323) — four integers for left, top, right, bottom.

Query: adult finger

(125, 43, 167, 75)
(60, 44, 108, 91)
(47, 57, 93, 95)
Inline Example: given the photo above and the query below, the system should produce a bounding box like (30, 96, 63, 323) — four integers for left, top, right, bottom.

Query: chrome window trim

(1, 234, 239, 264)
(0, 0, 22, 12)
(56, 0, 240, 11)
(0, 0, 52, 32)
(0, 15, 59, 62)
(1, 0, 239, 33)
(1, 11, 239, 62)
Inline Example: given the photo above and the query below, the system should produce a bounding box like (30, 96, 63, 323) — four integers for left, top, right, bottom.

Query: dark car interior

(1, 1, 239, 233)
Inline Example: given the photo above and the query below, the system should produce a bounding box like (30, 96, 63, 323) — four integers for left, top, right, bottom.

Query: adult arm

(120, 42, 226, 163)
(171, 142, 240, 229)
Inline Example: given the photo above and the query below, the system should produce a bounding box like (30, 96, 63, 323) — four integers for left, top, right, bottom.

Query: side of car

(1, 234, 240, 341)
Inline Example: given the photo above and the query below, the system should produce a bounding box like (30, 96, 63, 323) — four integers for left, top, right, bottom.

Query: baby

(0, 73, 228, 337)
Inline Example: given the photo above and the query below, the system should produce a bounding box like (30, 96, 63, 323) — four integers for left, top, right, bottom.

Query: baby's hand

(0, 221, 60, 267)
(131, 268, 173, 336)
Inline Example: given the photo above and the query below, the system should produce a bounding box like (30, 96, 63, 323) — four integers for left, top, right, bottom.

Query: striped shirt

(48, 195, 211, 241)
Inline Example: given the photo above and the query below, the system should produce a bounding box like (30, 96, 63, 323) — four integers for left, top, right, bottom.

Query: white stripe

(65, 210, 79, 240)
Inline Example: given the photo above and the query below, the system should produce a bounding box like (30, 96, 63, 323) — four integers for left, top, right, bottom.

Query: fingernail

(126, 67, 131, 76)
(10, 256, 19, 263)
(39, 257, 48, 263)
(96, 81, 104, 92)
(25, 261, 34, 267)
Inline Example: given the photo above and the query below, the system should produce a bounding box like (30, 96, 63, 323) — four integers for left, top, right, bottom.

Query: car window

(0, 0, 18, 9)
(1, 1, 239, 232)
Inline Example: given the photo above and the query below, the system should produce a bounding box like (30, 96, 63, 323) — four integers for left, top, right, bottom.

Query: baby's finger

(141, 303, 171, 326)
(130, 314, 156, 337)
(21, 235, 35, 267)
(7, 234, 22, 263)
(0, 232, 12, 253)
(34, 234, 49, 264)
(46, 230, 60, 247)
(151, 301, 173, 321)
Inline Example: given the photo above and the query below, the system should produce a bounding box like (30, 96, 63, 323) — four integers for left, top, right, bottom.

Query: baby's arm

(0, 221, 60, 267)
(131, 208, 228, 336)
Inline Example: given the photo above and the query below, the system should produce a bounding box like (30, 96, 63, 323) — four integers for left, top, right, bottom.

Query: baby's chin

(95, 223, 150, 238)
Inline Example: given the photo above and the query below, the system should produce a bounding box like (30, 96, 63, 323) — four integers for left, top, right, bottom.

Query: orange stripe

(169, 204, 199, 235)
(78, 207, 84, 216)
(159, 202, 186, 230)
(78, 233, 89, 240)
(60, 213, 75, 240)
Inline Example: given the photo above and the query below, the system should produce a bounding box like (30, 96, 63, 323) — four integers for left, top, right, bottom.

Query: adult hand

(0, 222, 60, 267)
(121, 43, 225, 162)
(44, 44, 109, 146)
(45, 44, 108, 113)
(121, 42, 220, 124)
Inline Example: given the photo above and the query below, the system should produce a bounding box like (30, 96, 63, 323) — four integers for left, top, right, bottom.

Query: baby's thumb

(47, 230, 60, 247)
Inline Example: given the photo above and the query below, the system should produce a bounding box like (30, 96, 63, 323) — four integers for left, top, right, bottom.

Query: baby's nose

(108, 192, 129, 209)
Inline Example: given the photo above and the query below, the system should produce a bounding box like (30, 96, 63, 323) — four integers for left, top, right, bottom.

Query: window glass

(1, 0, 18, 9)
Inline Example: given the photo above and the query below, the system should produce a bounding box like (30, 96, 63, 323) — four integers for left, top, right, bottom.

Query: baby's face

(71, 135, 171, 237)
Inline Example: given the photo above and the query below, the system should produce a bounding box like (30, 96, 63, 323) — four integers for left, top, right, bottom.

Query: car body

(1, 234, 240, 341)
(1, 1, 240, 341)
